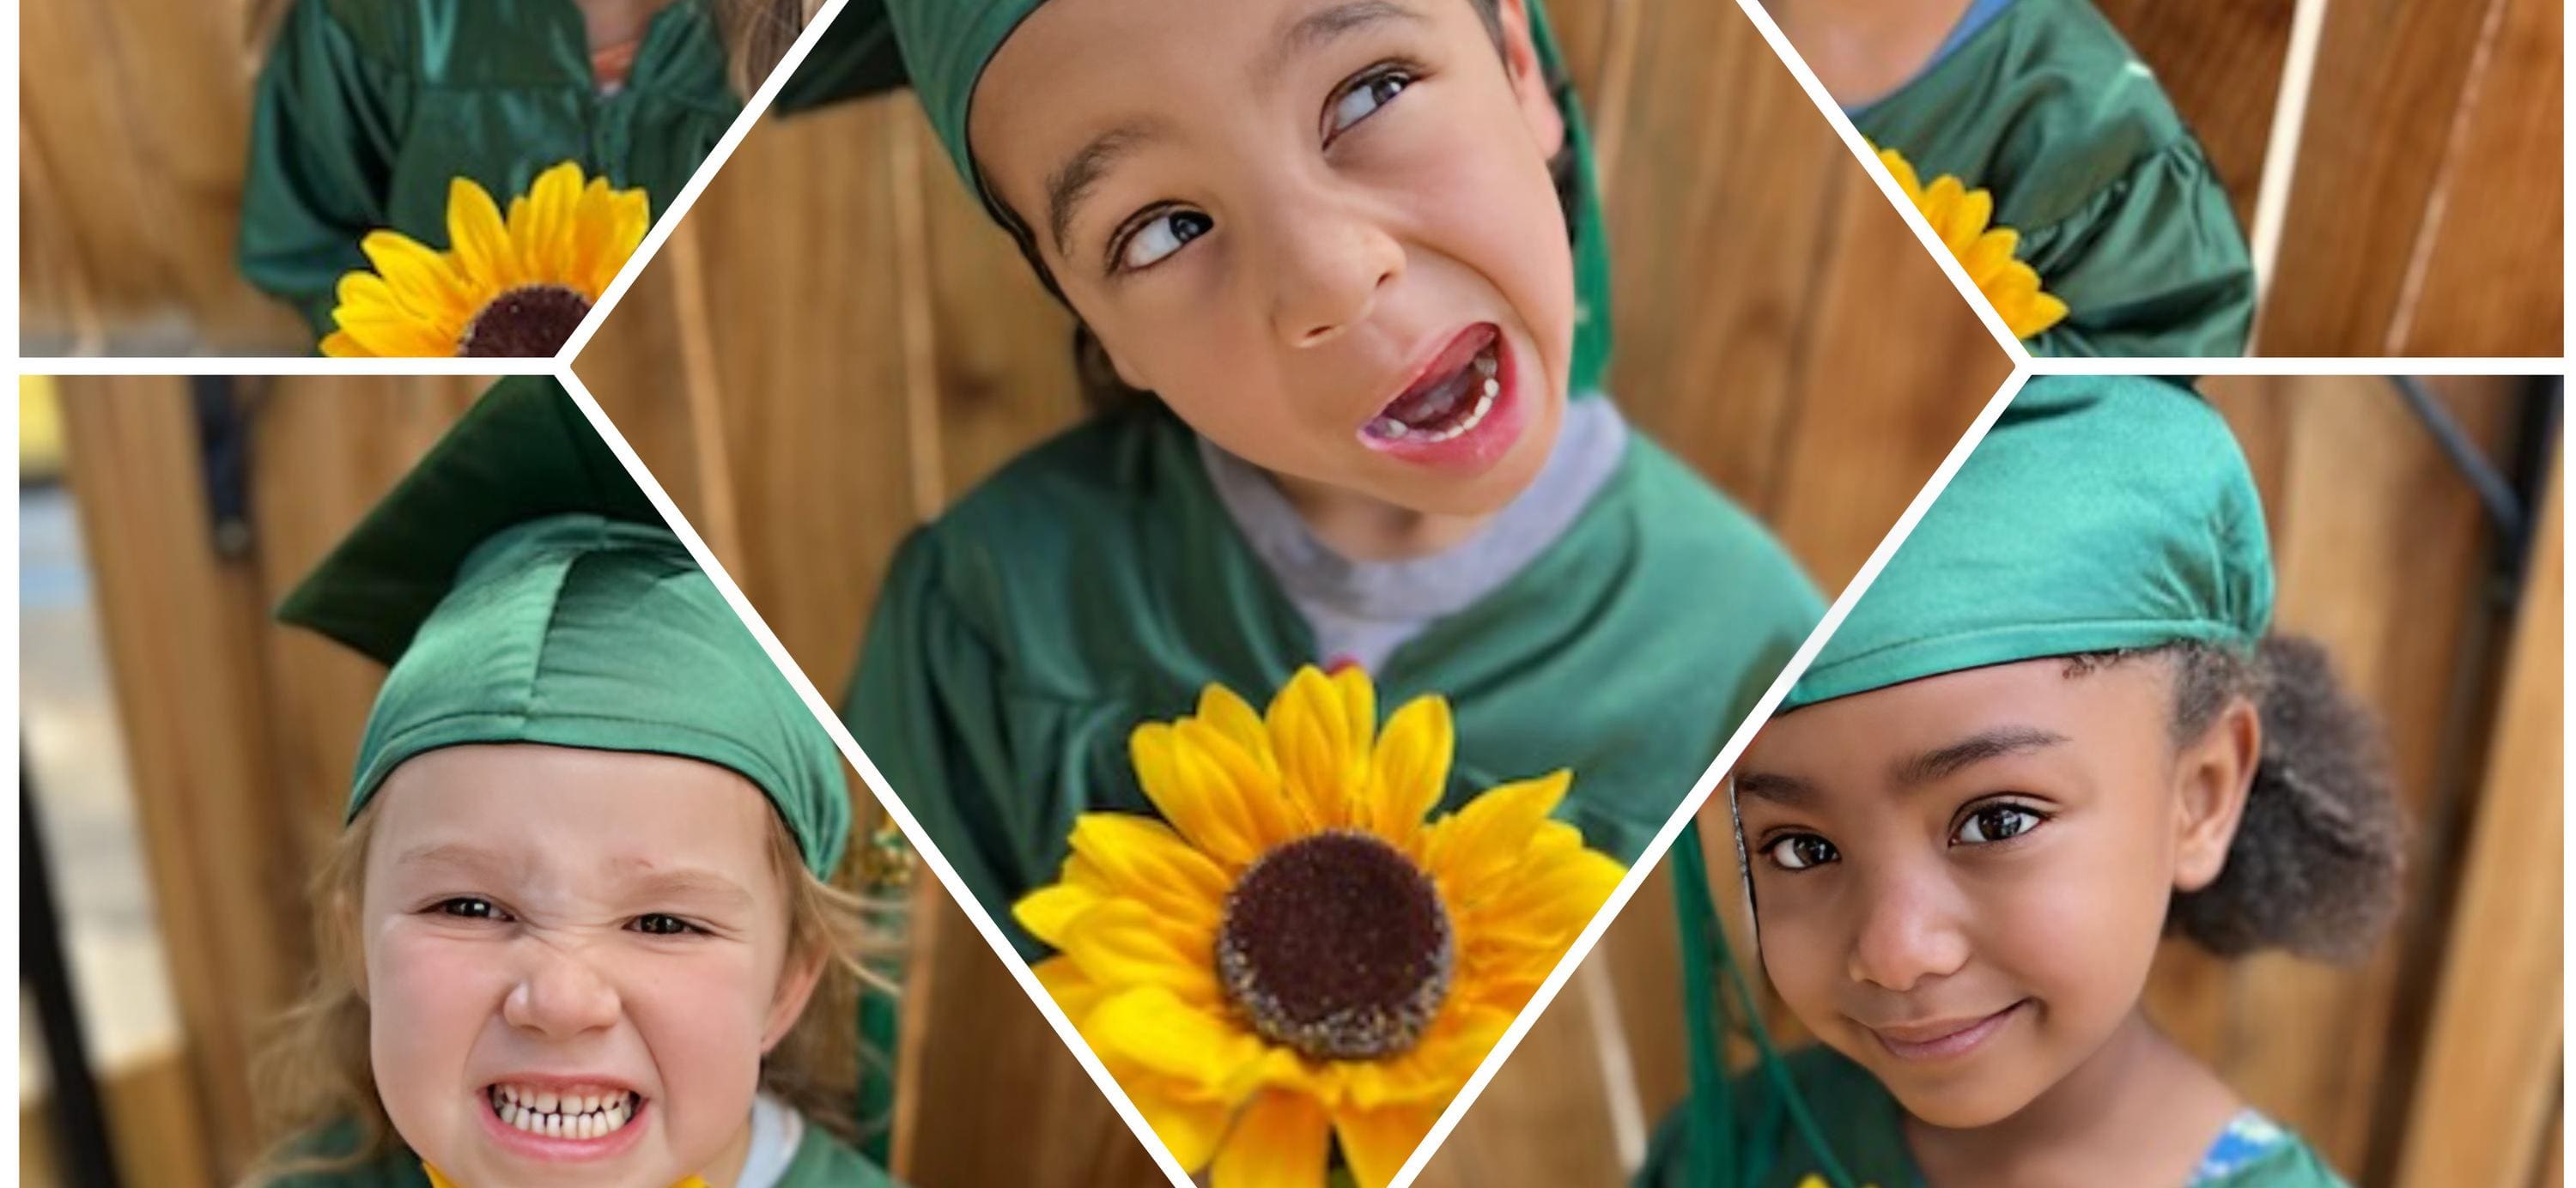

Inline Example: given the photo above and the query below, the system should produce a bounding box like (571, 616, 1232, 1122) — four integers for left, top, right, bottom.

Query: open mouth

(484, 1082, 645, 1142)
(1363, 324, 1502, 446)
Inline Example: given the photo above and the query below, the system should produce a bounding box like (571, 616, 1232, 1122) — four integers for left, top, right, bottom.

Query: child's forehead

(1739, 660, 2169, 792)
(367, 743, 781, 866)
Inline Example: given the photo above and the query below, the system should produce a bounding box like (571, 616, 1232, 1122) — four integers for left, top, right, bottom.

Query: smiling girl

(1647, 378, 2404, 1186)
(842, 0, 1822, 960)
(243, 381, 896, 1188)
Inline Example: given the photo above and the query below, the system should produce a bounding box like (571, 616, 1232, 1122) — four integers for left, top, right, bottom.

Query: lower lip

(475, 1092, 650, 1163)
(1870, 1001, 2026, 1062)
(1359, 328, 1532, 473)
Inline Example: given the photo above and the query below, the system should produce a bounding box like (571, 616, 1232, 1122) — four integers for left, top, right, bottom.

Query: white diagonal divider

(1386, 369, 2032, 1188)
(554, 370, 1201, 1188)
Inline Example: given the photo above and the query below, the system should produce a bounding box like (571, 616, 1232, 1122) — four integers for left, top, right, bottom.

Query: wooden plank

(2391, 458, 2561, 1188)
(2256, 0, 2537, 354)
(19, 1046, 218, 1188)
(2385, 0, 2564, 356)
(56, 380, 309, 1171)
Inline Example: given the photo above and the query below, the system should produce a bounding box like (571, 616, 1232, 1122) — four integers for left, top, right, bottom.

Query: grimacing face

(1729, 658, 2255, 1128)
(359, 744, 823, 1188)
(970, 0, 1577, 518)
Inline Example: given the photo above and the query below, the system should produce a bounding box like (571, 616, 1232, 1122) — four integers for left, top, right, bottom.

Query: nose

(1845, 864, 1971, 992)
(1265, 190, 1404, 349)
(501, 936, 622, 1038)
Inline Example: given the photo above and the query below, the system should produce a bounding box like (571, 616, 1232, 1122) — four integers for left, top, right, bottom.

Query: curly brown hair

(2066, 636, 2407, 964)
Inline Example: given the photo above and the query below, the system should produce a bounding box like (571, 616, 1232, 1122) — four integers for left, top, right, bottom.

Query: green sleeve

(2023, 138, 2254, 358)
(845, 526, 1054, 961)
(237, 0, 410, 336)
(246, 1119, 433, 1188)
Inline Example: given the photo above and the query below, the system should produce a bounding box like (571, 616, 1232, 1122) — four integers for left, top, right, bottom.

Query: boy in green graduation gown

(246, 380, 896, 1188)
(835, 0, 1824, 960)
(1771, 0, 2256, 357)
(237, 0, 806, 334)
(1643, 378, 2402, 1186)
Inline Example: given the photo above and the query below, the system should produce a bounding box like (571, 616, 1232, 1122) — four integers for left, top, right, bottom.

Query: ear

(1491, 0, 1568, 160)
(760, 947, 830, 1054)
(2172, 696, 2260, 893)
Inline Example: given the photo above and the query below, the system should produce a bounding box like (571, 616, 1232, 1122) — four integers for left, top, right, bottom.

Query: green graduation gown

(258, 1113, 897, 1187)
(237, 0, 740, 334)
(1850, 0, 2255, 358)
(845, 403, 1824, 958)
(1636, 1046, 2348, 1188)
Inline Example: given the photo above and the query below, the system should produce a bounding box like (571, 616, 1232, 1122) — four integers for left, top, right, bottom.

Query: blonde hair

(240, 799, 898, 1185)
(712, 0, 822, 95)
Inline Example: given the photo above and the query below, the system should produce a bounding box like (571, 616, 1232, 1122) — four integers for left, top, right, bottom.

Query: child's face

(970, 0, 1577, 518)
(358, 744, 822, 1188)
(1731, 659, 2248, 1128)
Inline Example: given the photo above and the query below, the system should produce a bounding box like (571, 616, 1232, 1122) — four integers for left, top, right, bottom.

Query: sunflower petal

(518, 161, 584, 281)
(1368, 694, 1453, 842)
(1012, 882, 1103, 949)
(1132, 723, 1264, 866)
(1085, 985, 1269, 1093)
(443, 176, 519, 291)
(1334, 1100, 1446, 1188)
(1065, 812, 1233, 918)
(1268, 666, 1374, 827)
(1874, 146, 1924, 202)
(1057, 898, 1222, 1003)
(1121, 1076, 1236, 1173)
(1423, 770, 1573, 898)
(1211, 1089, 1331, 1188)
(355, 230, 469, 318)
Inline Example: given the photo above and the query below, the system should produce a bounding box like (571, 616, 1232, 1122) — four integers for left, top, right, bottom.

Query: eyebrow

(1044, 119, 1163, 262)
(1733, 725, 2068, 809)
(1732, 770, 1820, 809)
(1038, 0, 1427, 263)
(393, 844, 756, 912)
(1891, 726, 2069, 786)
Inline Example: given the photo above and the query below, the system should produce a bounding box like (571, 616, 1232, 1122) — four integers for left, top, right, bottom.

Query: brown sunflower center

(459, 284, 592, 357)
(1217, 830, 1453, 1060)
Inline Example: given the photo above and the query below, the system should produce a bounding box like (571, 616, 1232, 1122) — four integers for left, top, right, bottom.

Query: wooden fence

(20, 0, 2561, 355)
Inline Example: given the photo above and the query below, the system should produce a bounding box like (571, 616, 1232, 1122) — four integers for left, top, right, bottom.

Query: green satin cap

(276, 379, 851, 879)
(1785, 376, 2274, 711)
(809, 0, 1615, 393)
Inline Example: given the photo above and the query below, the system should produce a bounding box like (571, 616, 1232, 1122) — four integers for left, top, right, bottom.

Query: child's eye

(630, 913, 702, 936)
(1762, 833, 1839, 871)
(434, 897, 508, 921)
(1116, 208, 1214, 272)
(1327, 67, 1415, 140)
(1954, 804, 2044, 846)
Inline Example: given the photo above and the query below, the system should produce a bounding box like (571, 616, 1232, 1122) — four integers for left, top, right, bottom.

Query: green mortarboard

(1785, 375, 2275, 710)
(276, 379, 852, 879)
(790, 0, 1617, 395)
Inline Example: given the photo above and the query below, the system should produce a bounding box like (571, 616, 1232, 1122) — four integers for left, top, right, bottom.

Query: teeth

(1473, 348, 1497, 378)
(1413, 391, 1496, 444)
(489, 1087, 638, 1139)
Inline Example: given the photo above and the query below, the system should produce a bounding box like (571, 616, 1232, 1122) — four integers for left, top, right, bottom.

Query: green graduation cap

(277, 377, 852, 879)
(782, 0, 1619, 396)
(1786, 375, 2273, 710)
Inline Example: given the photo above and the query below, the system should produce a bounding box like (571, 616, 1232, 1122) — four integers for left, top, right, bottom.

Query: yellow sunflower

(1015, 666, 1626, 1188)
(321, 161, 647, 358)
(1875, 147, 2069, 340)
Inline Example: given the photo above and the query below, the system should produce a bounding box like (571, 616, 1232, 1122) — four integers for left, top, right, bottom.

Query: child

(237, 0, 811, 335)
(1770, 0, 2257, 357)
(838, 0, 1825, 959)
(244, 380, 897, 1188)
(1646, 377, 2403, 1185)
